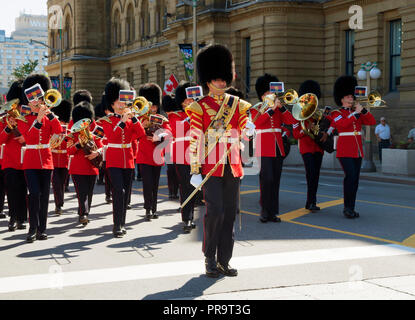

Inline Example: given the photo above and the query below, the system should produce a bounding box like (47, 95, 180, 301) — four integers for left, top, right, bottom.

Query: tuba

(0, 98, 27, 137)
(71, 118, 103, 168)
(292, 93, 334, 153)
(44, 89, 62, 109)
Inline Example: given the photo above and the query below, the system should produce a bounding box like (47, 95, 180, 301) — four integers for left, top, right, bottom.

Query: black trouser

(175, 164, 196, 222)
(167, 164, 179, 197)
(4, 168, 27, 223)
(338, 157, 362, 211)
(139, 164, 161, 212)
(108, 168, 133, 229)
(259, 151, 283, 220)
(103, 162, 112, 198)
(302, 152, 323, 207)
(0, 167, 5, 214)
(52, 167, 68, 209)
(378, 139, 391, 162)
(136, 163, 141, 180)
(24, 169, 52, 234)
(202, 165, 240, 265)
(72, 174, 96, 216)
(127, 169, 134, 206)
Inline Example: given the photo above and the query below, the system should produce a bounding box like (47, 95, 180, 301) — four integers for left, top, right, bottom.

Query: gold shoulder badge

(239, 99, 252, 114)
(185, 101, 203, 117)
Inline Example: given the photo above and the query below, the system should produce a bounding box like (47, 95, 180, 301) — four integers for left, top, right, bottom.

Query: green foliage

(11, 59, 39, 82)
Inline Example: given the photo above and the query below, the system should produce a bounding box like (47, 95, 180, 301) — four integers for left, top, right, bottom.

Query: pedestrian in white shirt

(408, 125, 415, 144)
(375, 117, 391, 162)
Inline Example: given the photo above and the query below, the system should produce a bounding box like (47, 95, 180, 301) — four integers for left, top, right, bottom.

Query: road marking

(279, 199, 344, 221)
(0, 244, 413, 294)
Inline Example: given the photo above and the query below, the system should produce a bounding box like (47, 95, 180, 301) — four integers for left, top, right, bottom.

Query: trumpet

(130, 96, 151, 117)
(0, 98, 27, 137)
(354, 91, 386, 110)
(251, 89, 299, 123)
(44, 89, 62, 109)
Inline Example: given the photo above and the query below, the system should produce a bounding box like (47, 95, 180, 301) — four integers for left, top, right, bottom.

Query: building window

(113, 9, 121, 47)
(390, 19, 402, 92)
(345, 30, 355, 76)
(126, 5, 135, 43)
(64, 16, 72, 50)
(127, 68, 134, 88)
(244, 37, 251, 95)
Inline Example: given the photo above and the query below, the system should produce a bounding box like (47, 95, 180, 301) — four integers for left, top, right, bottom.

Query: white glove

(245, 121, 256, 137)
(190, 174, 203, 188)
(153, 132, 168, 142)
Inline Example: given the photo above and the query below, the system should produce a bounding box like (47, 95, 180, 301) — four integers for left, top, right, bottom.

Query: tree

(11, 59, 39, 82)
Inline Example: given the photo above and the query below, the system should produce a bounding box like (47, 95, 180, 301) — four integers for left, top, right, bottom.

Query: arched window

(126, 4, 135, 43)
(140, 0, 149, 38)
(64, 16, 72, 50)
(113, 9, 121, 47)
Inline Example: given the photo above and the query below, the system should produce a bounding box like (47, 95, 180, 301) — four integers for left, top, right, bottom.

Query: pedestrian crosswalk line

(0, 244, 414, 294)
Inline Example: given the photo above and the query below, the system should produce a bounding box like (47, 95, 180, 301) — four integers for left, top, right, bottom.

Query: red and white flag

(163, 74, 179, 96)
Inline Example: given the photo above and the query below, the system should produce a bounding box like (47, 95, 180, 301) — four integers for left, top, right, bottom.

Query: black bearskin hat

(299, 80, 321, 99)
(94, 103, 106, 119)
(333, 75, 357, 107)
(196, 44, 234, 90)
(139, 83, 162, 107)
(103, 77, 130, 109)
(255, 73, 279, 101)
(162, 94, 179, 113)
(6, 80, 25, 103)
(73, 89, 93, 106)
(72, 101, 95, 124)
(226, 87, 245, 99)
(175, 81, 197, 108)
(53, 99, 73, 123)
(22, 74, 52, 105)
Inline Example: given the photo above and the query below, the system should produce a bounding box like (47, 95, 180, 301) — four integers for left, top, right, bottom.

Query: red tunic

(292, 120, 324, 155)
(0, 121, 24, 170)
(68, 131, 103, 176)
(250, 107, 297, 158)
(330, 107, 376, 158)
(51, 125, 69, 169)
(168, 111, 191, 165)
(17, 112, 63, 170)
(99, 114, 146, 169)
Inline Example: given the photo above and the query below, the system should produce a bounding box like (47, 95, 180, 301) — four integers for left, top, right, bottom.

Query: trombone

(354, 91, 386, 110)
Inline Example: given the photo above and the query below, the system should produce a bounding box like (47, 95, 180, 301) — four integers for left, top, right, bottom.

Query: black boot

(145, 209, 152, 221)
(205, 258, 219, 278)
(217, 262, 238, 277)
(183, 221, 192, 234)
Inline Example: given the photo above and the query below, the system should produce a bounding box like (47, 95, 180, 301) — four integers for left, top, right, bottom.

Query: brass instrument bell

(131, 96, 151, 117)
(44, 89, 62, 109)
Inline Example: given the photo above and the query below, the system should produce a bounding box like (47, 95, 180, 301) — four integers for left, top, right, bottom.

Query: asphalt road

(0, 164, 415, 301)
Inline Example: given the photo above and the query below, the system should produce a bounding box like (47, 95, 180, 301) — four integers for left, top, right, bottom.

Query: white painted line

(0, 244, 414, 294)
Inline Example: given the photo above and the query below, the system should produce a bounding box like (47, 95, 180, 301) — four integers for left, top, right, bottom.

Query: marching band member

(167, 82, 197, 233)
(99, 78, 146, 238)
(331, 75, 376, 219)
(162, 94, 180, 200)
(292, 80, 324, 212)
(250, 74, 297, 223)
(136, 83, 172, 221)
(51, 100, 72, 216)
(18, 74, 63, 242)
(186, 44, 252, 278)
(68, 101, 102, 226)
(0, 80, 28, 231)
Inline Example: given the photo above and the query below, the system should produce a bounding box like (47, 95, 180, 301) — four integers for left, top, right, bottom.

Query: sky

(0, 0, 48, 36)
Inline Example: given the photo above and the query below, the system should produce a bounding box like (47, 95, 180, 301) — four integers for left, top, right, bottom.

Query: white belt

(52, 149, 68, 154)
(25, 144, 50, 150)
(256, 128, 282, 134)
(174, 137, 191, 142)
(0, 144, 4, 160)
(339, 132, 361, 137)
(218, 137, 239, 144)
(107, 143, 132, 149)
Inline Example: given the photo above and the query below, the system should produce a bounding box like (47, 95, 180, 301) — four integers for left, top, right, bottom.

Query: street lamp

(357, 61, 382, 172)
(30, 34, 63, 93)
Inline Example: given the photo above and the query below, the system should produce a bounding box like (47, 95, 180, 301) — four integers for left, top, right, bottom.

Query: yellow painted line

(356, 200, 415, 211)
(279, 199, 344, 221)
(241, 189, 260, 195)
(402, 234, 415, 247)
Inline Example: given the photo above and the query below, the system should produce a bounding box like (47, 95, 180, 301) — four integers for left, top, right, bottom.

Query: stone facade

(46, 0, 415, 142)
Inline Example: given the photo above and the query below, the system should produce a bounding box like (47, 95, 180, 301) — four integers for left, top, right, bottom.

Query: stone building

(45, 0, 415, 142)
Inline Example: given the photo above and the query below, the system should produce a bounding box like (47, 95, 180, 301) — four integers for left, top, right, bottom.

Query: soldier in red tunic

(186, 44, 252, 278)
(51, 99, 72, 216)
(250, 74, 297, 223)
(331, 75, 376, 218)
(18, 75, 63, 242)
(0, 80, 28, 231)
(99, 78, 146, 238)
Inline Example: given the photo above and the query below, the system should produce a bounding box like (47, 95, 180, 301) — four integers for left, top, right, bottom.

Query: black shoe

(205, 258, 220, 278)
(55, 207, 62, 216)
(121, 226, 127, 235)
(151, 212, 159, 219)
(36, 232, 48, 241)
(16, 222, 26, 230)
(353, 210, 360, 218)
(65, 187, 70, 192)
(105, 196, 112, 204)
(343, 208, 356, 219)
(8, 220, 17, 232)
(126, 204, 132, 210)
(268, 216, 281, 223)
(79, 215, 89, 225)
(113, 226, 124, 238)
(145, 210, 152, 221)
(217, 262, 238, 277)
(0, 213, 6, 219)
(183, 221, 192, 234)
(308, 205, 321, 212)
(97, 180, 104, 185)
(26, 231, 36, 243)
(259, 217, 268, 223)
